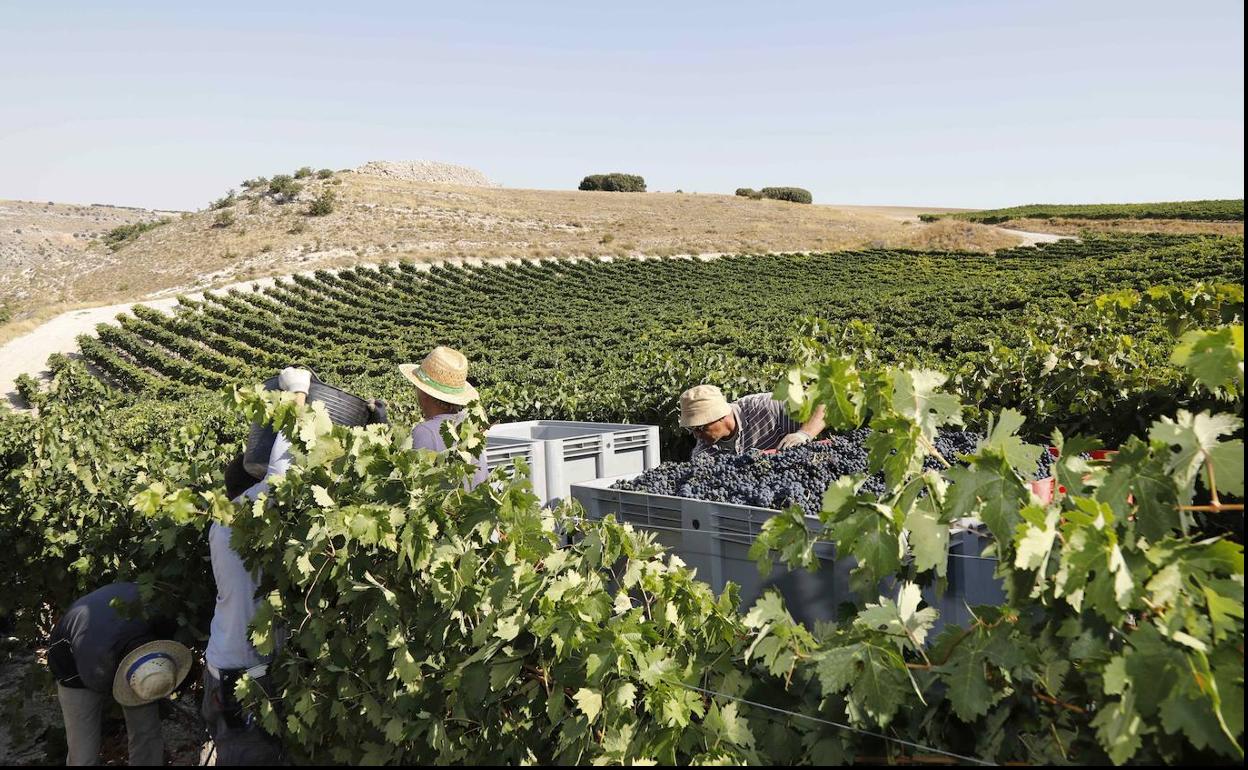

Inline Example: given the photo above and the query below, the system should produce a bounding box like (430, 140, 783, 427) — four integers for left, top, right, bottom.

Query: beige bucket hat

(399, 346, 480, 406)
(113, 640, 193, 707)
(679, 384, 732, 428)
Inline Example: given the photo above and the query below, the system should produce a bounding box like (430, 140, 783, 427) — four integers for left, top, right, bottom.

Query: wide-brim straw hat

(113, 640, 193, 707)
(679, 384, 732, 428)
(399, 346, 480, 406)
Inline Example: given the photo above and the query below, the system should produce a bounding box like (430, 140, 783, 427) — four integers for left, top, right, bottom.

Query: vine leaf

(573, 688, 602, 723)
(1149, 410, 1243, 500)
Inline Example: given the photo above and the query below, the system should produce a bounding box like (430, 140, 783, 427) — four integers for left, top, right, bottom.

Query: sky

(1, 1, 1243, 211)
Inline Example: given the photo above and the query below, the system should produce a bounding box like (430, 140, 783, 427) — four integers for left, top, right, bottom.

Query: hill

(0, 162, 1022, 335)
(0, 199, 179, 324)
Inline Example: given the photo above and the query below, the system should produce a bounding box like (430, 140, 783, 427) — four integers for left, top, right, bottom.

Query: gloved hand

(278, 367, 312, 395)
(366, 398, 389, 425)
(778, 431, 813, 450)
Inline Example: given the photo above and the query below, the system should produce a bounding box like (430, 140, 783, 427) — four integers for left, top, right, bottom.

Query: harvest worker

(203, 366, 311, 765)
(47, 581, 193, 766)
(399, 345, 490, 488)
(680, 385, 826, 459)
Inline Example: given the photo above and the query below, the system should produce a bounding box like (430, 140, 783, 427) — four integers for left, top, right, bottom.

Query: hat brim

(113, 640, 193, 707)
(398, 363, 479, 406)
(679, 400, 732, 428)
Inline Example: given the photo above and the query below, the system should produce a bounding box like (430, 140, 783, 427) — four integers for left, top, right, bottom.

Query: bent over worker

(47, 581, 192, 766)
(680, 384, 826, 459)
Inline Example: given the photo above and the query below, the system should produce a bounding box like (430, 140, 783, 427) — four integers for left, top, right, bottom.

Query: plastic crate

(570, 477, 1005, 630)
(487, 421, 660, 505)
(569, 474, 684, 552)
(483, 435, 548, 502)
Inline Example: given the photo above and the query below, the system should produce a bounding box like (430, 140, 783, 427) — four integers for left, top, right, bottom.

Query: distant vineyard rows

(67, 233, 1245, 454)
(921, 199, 1244, 224)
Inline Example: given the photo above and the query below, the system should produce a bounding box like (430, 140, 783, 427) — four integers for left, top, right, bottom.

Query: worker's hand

(366, 398, 389, 425)
(277, 367, 312, 395)
(778, 431, 812, 450)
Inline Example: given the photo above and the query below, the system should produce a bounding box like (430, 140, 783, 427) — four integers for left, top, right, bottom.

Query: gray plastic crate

(487, 421, 661, 505)
(570, 477, 1005, 630)
(483, 435, 548, 502)
(567, 474, 685, 552)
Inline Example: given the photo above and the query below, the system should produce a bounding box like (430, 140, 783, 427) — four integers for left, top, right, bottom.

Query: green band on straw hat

(415, 366, 469, 395)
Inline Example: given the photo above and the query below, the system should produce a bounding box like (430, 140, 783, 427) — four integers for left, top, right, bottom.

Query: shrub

(210, 190, 236, 210)
(307, 189, 336, 217)
(316, 168, 334, 180)
(578, 173, 646, 192)
(212, 210, 236, 228)
(759, 187, 812, 204)
(735, 188, 763, 200)
(0, 303, 10, 326)
(268, 175, 303, 203)
(293, 166, 314, 179)
(241, 176, 268, 191)
(101, 218, 171, 251)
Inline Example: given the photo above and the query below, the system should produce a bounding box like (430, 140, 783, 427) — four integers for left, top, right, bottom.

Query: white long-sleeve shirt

(205, 433, 291, 672)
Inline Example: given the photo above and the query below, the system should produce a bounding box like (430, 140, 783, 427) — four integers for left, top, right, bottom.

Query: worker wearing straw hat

(47, 582, 192, 766)
(399, 345, 490, 488)
(680, 385, 827, 460)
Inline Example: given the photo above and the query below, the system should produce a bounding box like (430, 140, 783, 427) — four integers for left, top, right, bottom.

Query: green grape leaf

(573, 688, 602, 723)
(891, 368, 963, 438)
(983, 409, 1042, 476)
(904, 495, 949, 577)
(1092, 692, 1149, 765)
(943, 651, 993, 723)
(1171, 325, 1244, 395)
(946, 457, 1028, 545)
(1149, 410, 1243, 501)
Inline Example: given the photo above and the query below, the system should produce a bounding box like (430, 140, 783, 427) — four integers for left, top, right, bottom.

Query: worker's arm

(778, 404, 826, 450)
(800, 404, 826, 439)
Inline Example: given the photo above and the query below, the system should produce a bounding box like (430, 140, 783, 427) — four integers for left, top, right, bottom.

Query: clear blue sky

(1, 1, 1242, 211)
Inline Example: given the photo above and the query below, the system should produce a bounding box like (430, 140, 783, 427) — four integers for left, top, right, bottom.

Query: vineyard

(921, 199, 1245, 224)
(0, 232, 1244, 764)
(48, 232, 1246, 454)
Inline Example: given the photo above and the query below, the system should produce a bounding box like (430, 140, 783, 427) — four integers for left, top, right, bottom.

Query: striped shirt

(692, 393, 800, 459)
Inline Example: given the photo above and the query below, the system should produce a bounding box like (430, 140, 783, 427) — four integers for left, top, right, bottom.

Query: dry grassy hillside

(0, 200, 177, 317)
(0, 166, 1022, 335)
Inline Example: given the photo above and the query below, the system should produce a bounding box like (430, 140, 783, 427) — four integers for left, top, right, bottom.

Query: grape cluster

(614, 429, 1052, 517)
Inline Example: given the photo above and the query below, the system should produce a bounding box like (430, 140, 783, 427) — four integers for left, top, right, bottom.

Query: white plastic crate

(570, 476, 1003, 630)
(487, 420, 660, 505)
(483, 435, 548, 502)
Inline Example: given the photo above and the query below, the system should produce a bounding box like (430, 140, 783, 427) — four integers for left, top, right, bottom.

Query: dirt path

(995, 227, 1071, 246)
(1, 276, 277, 408)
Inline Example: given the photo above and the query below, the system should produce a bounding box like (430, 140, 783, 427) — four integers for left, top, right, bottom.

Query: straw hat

(679, 384, 732, 428)
(113, 640, 193, 707)
(399, 346, 480, 406)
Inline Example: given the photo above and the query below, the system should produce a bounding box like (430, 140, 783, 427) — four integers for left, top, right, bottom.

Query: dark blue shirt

(47, 583, 155, 693)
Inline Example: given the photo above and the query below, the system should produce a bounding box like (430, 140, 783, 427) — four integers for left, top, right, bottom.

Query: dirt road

(1, 277, 276, 408)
